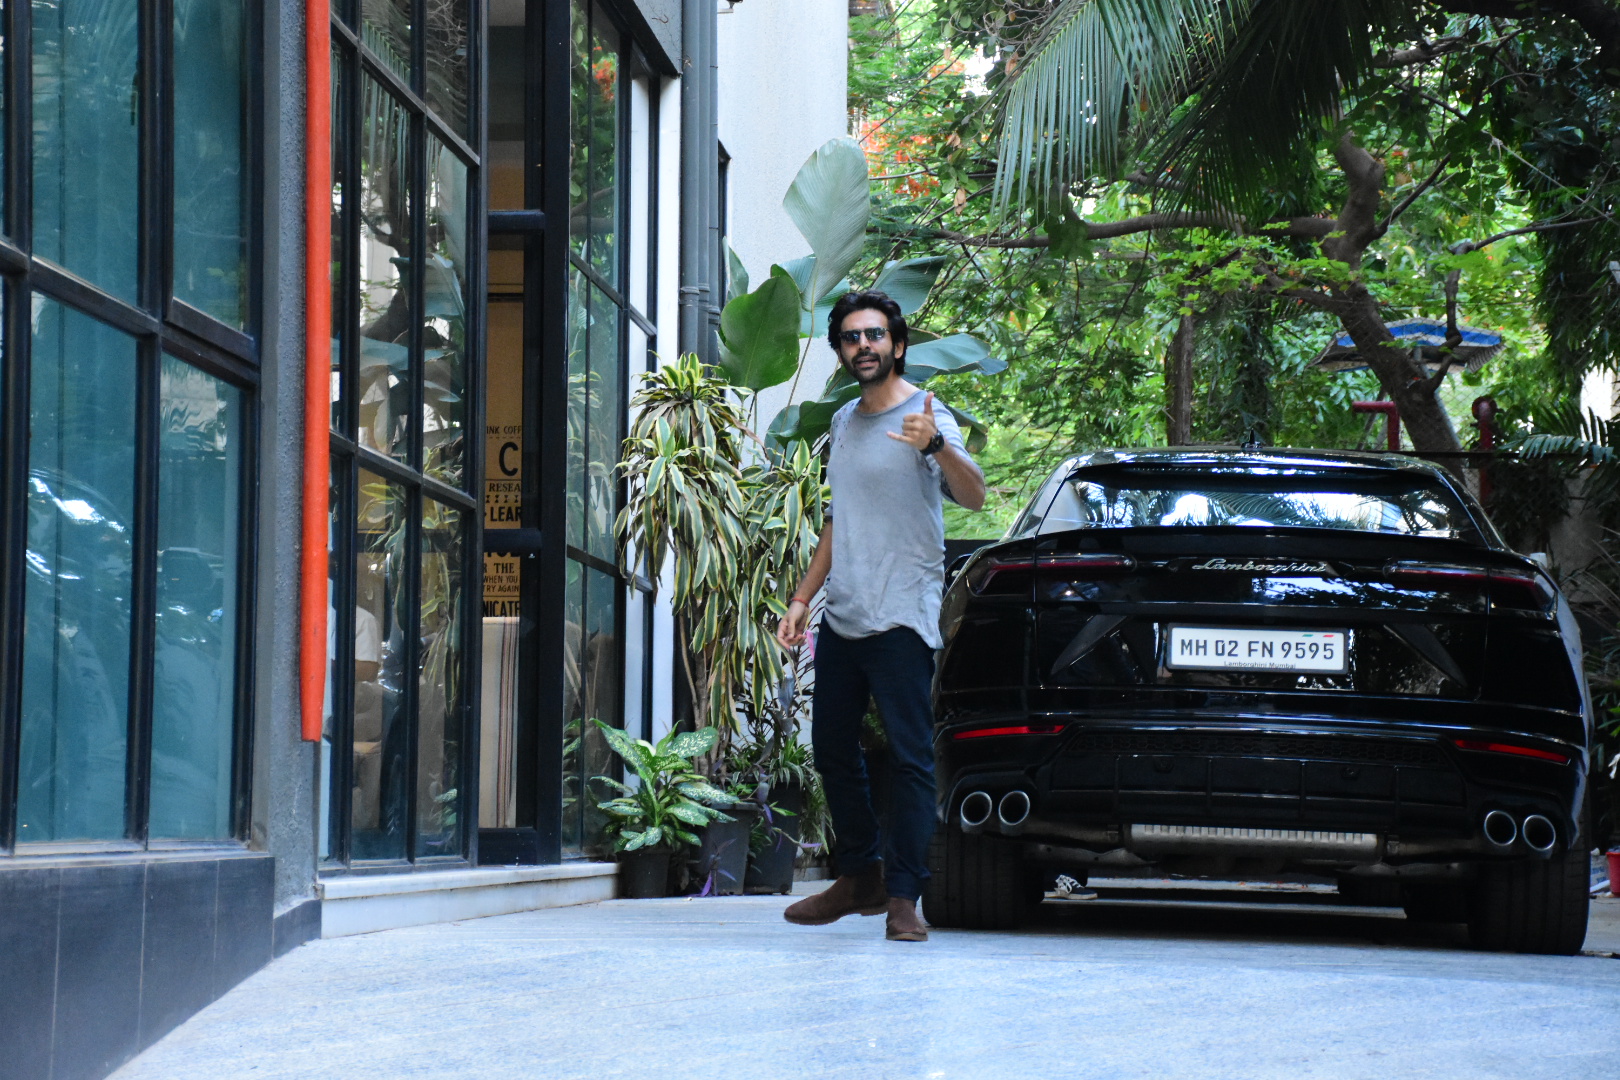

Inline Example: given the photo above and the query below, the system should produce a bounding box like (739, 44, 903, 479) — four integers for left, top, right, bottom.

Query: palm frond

(1145, 0, 1420, 216)
(994, 0, 1244, 211)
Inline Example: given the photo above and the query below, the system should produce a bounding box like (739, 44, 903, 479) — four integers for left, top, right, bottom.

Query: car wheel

(1466, 850, 1589, 955)
(1400, 880, 1467, 923)
(922, 827, 1028, 930)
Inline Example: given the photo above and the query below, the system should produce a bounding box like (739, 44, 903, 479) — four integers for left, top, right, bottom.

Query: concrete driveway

(114, 884, 1620, 1080)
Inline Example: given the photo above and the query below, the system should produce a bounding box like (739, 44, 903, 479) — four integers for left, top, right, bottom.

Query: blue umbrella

(1313, 317, 1504, 374)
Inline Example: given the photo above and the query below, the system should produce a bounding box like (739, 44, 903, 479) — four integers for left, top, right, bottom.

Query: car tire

(1400, 880, 1467, 923)
(922, 827, 1028, 930)
(1466, 850, 1589, 955)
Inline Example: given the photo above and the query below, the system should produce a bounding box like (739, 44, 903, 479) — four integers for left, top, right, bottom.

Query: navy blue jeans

(811, 624, 938, 902)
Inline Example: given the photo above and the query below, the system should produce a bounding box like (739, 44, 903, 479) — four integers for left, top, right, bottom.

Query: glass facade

(3, 2, 255, 854)
(325, 1, 479, 868)
(475, 0, 660, 862)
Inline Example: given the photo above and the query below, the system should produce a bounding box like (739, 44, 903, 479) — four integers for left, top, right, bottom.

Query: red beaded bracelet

(789, 596, 812, 608)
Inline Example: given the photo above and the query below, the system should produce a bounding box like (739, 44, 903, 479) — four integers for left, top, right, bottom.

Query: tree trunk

(1165, 310, 1195, 445)
(1322, 135, 1462, 456)
(1332, 286, 1461, 454)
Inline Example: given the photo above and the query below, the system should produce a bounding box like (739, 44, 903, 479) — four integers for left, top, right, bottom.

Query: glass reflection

(562, 561, 621, 855)
(357, 76, 413, 463)
(417, 500, 463, 857)
(150, 359, 241, 840)
(352, 471, 408, 860)
(425, 0, 470, 139)
(565, 268, 588, 549)
(173, 0, 248, 327)
(1041, 471, 1476, 539)
(19, 302, 136, 843)
(330, 45, 347, 431)
(570, 2, 620, 278)
(423, 137, 468, 488)
(32, 0, 139, 300)
(360, 0, 412, 87)
(585, 284, 620, 561)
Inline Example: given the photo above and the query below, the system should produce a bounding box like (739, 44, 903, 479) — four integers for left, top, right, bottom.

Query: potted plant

(592, 721, 735, 898)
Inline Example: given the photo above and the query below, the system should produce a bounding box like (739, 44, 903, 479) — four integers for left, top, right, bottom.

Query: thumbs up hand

(888, 391, 942, 451)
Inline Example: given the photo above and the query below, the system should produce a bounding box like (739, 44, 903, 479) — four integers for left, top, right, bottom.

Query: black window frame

(323, 0, 485, 872)
(0, 0, 264, 856)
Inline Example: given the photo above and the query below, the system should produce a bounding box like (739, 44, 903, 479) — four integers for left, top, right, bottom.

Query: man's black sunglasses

(837, 327, 888, 345)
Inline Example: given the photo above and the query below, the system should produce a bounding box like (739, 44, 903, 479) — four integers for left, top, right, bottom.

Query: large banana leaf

(903, 334, 1007, 382)
(872, 256, 947, 316)
(717, 265, 803, 391)
(783, 137, 870, 308)
(725, 241, 749, 304)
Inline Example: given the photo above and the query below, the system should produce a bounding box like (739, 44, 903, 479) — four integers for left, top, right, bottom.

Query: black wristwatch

(920, 431, 946, 456)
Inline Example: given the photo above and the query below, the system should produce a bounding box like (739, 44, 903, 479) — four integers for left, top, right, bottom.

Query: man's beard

(846, 349, 895, 385)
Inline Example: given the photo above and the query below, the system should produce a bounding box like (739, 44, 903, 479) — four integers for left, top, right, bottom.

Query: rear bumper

(934, 716, 1588, 864)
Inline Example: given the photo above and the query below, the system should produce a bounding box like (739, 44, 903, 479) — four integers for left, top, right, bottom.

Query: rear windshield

(1020, 466, 1480, 541)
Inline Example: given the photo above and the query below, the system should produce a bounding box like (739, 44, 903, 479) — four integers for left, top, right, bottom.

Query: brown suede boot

(884, 897, 928, 941)
(782, 865, 887, 925)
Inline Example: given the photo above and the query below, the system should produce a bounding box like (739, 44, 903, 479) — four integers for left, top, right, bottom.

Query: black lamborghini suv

(922, 449, 1597, 954)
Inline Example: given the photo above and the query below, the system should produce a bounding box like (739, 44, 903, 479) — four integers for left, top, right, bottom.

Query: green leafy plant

(616, 356, 825, 747)
(592, 720, 735, 853)
(713, 136, 1007, 451)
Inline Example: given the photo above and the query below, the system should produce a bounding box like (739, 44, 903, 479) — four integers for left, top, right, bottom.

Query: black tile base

(272, 897, 321, 958)
(0, 851, 275, 1080)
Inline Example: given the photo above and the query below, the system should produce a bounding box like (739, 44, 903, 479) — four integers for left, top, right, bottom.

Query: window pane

(571, 3, 621, 278)
(352, 471, 408, 860)
(32, 0, 139, 301)
(488, 15, 524, 212)
(360, 0, 411, 87)
(0, 3, 7, 230)
(321, 466, 343, 862)
(330, 45, 347, 432)
(357, 76, 413, 464)
(149, 358, 241, 840)
(416, 499, 463, 857)
(423, 137, 468, 488)
(565, 268, 587, 550)
(173, 0, 248, 327)
(585, 284, 620, 563)
(562, 561, 620, 855)
(424, 0, 469, 140)
(19, 302, 136, 843)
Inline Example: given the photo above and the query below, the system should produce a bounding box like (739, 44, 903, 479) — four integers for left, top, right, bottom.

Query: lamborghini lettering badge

(1190, 557, 1335, 575)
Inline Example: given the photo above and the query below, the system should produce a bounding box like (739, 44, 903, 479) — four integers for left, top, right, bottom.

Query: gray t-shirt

(822, 389, 966, 649)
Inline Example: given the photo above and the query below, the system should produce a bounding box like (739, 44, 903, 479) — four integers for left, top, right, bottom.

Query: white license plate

(1166, 626, 1348, 673)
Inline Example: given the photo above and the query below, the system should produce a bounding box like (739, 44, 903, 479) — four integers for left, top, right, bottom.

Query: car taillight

(1041, 554, 1137, 574)
(1384, 561, 1555, 614)
(952, 724, 1064, 741)
(968, 558, 1035, 595)
(1384, 561, 1490, 587)
(1453, 738, 1570, 765)
(1487, 570, 1557, 615)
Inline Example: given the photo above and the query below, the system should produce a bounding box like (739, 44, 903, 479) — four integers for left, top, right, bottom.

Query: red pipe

(1352, 400, 1400, 452)
(302, 2, 332, 742)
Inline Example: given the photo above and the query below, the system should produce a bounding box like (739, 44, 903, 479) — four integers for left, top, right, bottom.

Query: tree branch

(1326, 133, 1389, 258)
(1373, 37, 1468, 67)
(1382, 153, 1453, 232)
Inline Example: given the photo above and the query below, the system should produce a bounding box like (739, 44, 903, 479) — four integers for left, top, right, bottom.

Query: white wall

(717, 0, 849, 432)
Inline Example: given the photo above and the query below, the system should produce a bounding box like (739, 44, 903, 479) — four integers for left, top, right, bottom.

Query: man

(777, 289, 985, 942)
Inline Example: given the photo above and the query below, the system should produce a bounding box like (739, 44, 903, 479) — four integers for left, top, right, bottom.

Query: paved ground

(115, 885, 1620, 1080)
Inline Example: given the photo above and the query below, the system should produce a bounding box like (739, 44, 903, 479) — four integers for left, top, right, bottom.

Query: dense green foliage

(847, 0, 1618, 537)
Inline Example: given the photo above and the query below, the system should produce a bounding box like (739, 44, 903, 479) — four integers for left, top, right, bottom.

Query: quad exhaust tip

(1521, 813, 1558, 855)
(959, 791, 993, 835)
(997, 790, 1032, 836)
(1482, 809, 1518, 850)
